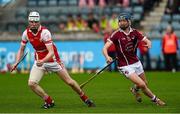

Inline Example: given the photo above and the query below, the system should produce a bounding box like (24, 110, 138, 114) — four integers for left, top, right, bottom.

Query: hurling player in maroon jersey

(103, 13, 165, 106)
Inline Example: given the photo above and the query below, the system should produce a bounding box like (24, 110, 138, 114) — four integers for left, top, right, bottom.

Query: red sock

(80, 92, 88, 102)
(44, 96, 52, 104)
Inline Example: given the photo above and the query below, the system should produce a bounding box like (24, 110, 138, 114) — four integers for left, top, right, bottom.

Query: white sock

(151, 95, 156, 101)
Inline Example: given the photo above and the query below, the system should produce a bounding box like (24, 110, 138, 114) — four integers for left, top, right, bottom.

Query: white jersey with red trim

(21, 26, 61, 63)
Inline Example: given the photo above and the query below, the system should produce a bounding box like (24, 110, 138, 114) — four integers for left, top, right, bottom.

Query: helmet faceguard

(28, 11, 40, 22)
(118, 13, 132, 21)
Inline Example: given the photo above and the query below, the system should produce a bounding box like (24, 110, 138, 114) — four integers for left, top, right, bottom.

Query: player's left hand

(147, 42, 152, 48)
(144, 41, 151, 48)
(36, 60, 44, 67)
(106, 56, 113, 64)
(142, 38, 152, 49)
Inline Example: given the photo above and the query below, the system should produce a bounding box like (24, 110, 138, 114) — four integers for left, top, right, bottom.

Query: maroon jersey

(108, 28, 145, 67)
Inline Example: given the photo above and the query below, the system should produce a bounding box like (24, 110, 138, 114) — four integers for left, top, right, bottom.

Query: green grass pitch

(0, 72, 180, 113)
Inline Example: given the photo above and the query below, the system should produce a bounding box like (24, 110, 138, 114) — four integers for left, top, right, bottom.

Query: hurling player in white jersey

(103, 13, 165, 106)
(12, 11, 95, 109)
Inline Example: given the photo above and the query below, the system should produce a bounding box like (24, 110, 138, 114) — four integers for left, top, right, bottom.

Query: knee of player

(28, 81, 38, 89)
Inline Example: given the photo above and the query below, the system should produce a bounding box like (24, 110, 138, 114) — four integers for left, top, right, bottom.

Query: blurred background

(0, 0, 180, 73)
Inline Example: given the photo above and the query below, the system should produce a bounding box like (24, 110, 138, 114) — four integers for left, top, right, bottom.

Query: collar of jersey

(119, 27, 133, 35)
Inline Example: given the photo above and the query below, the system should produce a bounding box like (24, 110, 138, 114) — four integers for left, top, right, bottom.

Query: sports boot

(130, 87, 142, 102)
(84, 99, 96, 107)
(43, 100, 55, 109)
(152, 97, 166, 106)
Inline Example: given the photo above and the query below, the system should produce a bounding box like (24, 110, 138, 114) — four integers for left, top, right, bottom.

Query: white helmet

(28, 11, 40, 22)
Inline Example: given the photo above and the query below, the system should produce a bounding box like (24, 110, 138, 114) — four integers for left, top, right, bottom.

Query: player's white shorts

(118, 61, 144, 78)
(29, 61, 62, 83)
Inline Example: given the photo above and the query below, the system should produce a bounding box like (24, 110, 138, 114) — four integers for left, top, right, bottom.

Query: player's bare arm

(36, 44, 54, 67)
(142, 37, 152, 49)
(12, 44, 26, 69)
(102, 41, 113, 63)
(16, 44, 26, 63)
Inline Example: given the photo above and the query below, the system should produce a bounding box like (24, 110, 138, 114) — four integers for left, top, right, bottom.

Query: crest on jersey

(127, 36, 131, 41)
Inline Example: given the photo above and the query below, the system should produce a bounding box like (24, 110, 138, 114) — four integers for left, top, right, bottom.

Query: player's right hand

(36, 60, 44, 67)
(106, 56, 113, 64)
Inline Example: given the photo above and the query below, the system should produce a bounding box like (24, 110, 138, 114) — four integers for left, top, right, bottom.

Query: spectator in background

(87, 13, 100, 32)
(108, 0, 121, 6)
(79, 54, 85, 73)
(162, 25, 179, 72)
(122, 0, 130, 7)
(71, 53, 85, 73)
(99, 0, 106, 8)
(103, 27, 117, 71)
(109, 13, 119, 31)
(66, 14, 78, 31)
(0, 54, 7, 73)
(142, 0, 154, 11)
(75, 14, 87, 31)
(165, 0, 180, 15)
(88, 0, 95, 9)
(79, 0, 108, 8)
(78, 0, 87, 9)
(59, 22, 66, 32)
(92, 22, 100, 33)
(99, 15, 109, 32)
(71, 54, 79, 73)
(138, 41, 151, 70)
